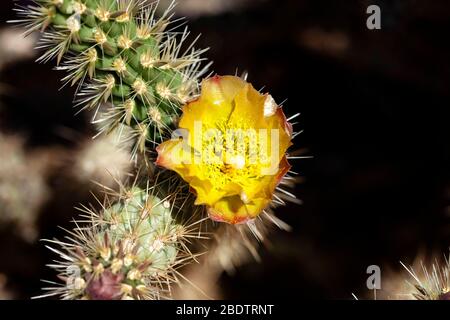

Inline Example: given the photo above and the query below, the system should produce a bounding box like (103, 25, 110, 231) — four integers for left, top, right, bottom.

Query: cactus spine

(12, 0, 211, 299)
(14, 0, 209, 155)
(12, 0, 300, 300)
(41, 185, 204, 300)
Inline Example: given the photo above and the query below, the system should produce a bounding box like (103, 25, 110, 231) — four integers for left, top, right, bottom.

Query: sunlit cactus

(40, 183, 206, 300)
(357, 251, 450, 300)
(12, 0, 210, 156)
(397, 254, 450, 300)
(11, 0, 303, 300)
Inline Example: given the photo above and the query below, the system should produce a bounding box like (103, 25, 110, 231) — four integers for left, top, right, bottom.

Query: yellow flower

(156, 75, 292, 224)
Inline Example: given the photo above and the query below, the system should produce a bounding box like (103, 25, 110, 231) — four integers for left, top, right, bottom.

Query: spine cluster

(11, 0, 298, 300)
(13, 0, 210, 299)
(15, 0, 208, 155)
(42, 186, 202, 300)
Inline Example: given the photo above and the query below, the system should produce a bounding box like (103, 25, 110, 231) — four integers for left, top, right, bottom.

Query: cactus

(11, 0, 302, 300)
(13, 0, 209, 157)
(399, 255, 450, 300)
(40, 184, 205, 300)
(356, 252, 450, 300)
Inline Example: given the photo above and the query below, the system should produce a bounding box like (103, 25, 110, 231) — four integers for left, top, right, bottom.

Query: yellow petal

(202, 75, 247, 106)
(190, 177, 226, 206)
(207, 195, 270, 224)
(264, 107, 293, 163)
(228, 83, 266, 128)
(240, 155, 291, 201)
(156, 75, 293, 225)
(179, 75, 247, 134)
(155, 139, 195, 177)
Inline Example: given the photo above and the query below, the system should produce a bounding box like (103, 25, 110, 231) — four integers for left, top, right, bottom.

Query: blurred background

(0, 0, 449, 299)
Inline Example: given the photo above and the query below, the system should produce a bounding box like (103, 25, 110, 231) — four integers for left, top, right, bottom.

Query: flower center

(198, 122, 269, 188)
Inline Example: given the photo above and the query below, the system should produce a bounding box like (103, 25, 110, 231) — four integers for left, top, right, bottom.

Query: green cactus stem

(12, 0, 210, 156)
(40, 185, 205, 300)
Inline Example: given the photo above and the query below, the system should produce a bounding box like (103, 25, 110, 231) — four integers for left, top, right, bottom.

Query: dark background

(0, 0, 449, 299)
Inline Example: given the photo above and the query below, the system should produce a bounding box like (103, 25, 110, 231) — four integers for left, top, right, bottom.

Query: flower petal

(156, 75, 293, 224)
(207, 195, 270, 224)
(228, 83, 266, 128)
(179, 75, 247, 133)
